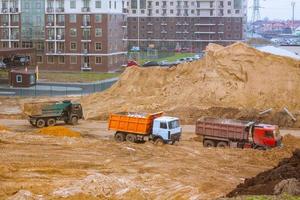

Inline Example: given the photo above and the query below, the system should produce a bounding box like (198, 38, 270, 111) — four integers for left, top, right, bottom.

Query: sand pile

(82, 42, 300, 126)
(0, 125, 9, 132)
(37, 126, 80, 137)
(23, 101, 57, 116)
(227, 149, 300, 197)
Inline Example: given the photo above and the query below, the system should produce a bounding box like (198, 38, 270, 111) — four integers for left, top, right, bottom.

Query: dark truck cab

(195, 117, 282, 150)
(26, 100, 83, 128)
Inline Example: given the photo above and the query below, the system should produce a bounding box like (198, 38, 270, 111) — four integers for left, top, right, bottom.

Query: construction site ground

(1, 119, 300, 200)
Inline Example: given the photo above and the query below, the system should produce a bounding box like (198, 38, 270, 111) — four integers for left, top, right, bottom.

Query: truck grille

(171, 133, 181, 141)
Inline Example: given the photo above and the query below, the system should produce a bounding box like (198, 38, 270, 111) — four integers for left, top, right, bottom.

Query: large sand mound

(82, 42, 300, 126)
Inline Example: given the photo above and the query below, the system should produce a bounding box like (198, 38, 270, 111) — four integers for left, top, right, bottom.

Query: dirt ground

(1, 119, 300, 200)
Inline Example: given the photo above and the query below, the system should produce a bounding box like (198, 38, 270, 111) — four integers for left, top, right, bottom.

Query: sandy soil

(1, 119, 300, 200)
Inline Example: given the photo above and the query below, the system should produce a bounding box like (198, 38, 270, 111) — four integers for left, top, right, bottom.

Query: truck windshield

(168, 120, 180, 129)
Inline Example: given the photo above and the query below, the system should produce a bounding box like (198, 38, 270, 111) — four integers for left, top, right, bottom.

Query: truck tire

(154, 138, 165, 146)
(115, 132, 126, 142)
(71, 116, 78, 125)
(217, 141, 228, 148)
(36, 119, 46, 128)
(29, 121, 35, 127)
(203, 140, 215, 147)
(126, 134, 136, 143)
(47, 118, 56, 127)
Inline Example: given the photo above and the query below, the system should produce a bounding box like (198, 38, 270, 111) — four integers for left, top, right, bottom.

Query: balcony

(46, 22, 54, 26)
(56, 7, 65, 12)
(47, 7, 54, 13)
(56, 35, 65, 40)
(82, 36, 91, 41)
(82, 21, 91, 27)
(10, 8, 19, 13)
(81, 7, 90, 12)
(56, 21, 65, 26)
(82, 49, 89, 54)
(1, 8, 8, 13)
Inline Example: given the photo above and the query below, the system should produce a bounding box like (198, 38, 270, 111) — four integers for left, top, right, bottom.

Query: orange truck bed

(108, 112, 163, 135)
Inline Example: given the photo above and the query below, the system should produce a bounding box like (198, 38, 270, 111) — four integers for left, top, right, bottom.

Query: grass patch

(0, 70, 119, 83)
(38, 72, 120, 83)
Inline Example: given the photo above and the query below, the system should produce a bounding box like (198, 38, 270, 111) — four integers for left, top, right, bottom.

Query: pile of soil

(23, 101, 57, 116)
(227, 149, 300, 197)
(0, 125, 9, 132)
(82, 42, 300, 127)
(37, 126, 81, 138)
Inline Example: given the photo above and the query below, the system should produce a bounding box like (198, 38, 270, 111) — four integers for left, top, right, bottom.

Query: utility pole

(291, 1, 296, 33)
(251, 0, 261, 36)
(251, 0, 261, 23)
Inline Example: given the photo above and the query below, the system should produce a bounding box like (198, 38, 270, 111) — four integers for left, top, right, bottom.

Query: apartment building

(0, 0, 127, 72)
(125, 0, 247, 51)
(0, 0, 21, 49)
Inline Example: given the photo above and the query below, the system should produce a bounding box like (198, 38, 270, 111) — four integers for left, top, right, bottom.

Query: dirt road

(1, 119, 300, 200)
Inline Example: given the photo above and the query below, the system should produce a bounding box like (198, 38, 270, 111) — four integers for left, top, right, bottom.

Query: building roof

(0, 48, 35, 57)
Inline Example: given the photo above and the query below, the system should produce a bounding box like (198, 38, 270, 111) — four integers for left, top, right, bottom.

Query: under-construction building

(125, 0, 247, 52)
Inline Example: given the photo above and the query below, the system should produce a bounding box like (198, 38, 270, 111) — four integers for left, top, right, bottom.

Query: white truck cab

(152, 116, 182, 144)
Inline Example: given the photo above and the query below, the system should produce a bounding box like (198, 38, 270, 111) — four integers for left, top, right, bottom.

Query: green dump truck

(24, 100, 83, 128)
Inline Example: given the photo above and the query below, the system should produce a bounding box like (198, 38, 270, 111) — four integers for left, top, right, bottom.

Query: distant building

(0, 0, 127, 72)
(124, 0, 248, 52)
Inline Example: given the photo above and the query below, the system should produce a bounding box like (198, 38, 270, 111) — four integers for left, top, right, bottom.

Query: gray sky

(247, 0, 300, 20)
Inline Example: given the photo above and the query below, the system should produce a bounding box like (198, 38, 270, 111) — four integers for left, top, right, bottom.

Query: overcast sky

(247, 0, 300, 20)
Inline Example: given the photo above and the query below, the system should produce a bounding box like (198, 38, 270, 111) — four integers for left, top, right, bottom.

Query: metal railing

(0, 78, 118, 97)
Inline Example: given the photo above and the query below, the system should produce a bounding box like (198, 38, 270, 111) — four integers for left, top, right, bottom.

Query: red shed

(8, 70, 36, 88)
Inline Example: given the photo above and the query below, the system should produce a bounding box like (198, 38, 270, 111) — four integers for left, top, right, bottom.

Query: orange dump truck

(108, 112, 182, 144)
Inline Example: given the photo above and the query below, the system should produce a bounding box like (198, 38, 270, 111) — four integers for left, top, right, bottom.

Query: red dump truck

(195, 117, 282, 150)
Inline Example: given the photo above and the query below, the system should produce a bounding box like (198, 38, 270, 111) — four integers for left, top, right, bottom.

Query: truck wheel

(115, 132, 126, 142)
(47, 118, 56, 127)
(126, 134, 136, 143)
(29, 121, 35, 127)
(154, 138, 165, 146)
(36, 119, 46, 128)
(217, 141, 228, 148)
(71, 116, 78, 125)
(203, 140, 215, 147)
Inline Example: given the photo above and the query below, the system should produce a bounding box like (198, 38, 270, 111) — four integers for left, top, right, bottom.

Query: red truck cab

(253, 124, 282, 149)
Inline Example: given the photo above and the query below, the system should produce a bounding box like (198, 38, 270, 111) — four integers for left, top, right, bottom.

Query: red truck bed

(196, 117, 255, 141)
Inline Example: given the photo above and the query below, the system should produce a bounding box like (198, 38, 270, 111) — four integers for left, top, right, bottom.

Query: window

(265, 131, 274, 138)
(95, 0, 101, 8)
(12, 15, 19, 23)
(70, 42, 77, 50)
(95, 43, 102, 50)
(168, 120, 179, 129)
(30, 75, 35, 84)
(95, 56, 102, 64)
(58, 56, 65, 64)
(95, 28, 102, 37)
(70, 56, 77, 64)
(16, 75, 22, 83)
(69, 14, 76, 23)
(47, 56, 54, 63)
(70, 0, 76, 9)
(36, 55, 43, 63)
(95, 14, 102, 23)
(160, 122, 167, 129)
(70, 28, 77, 37)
